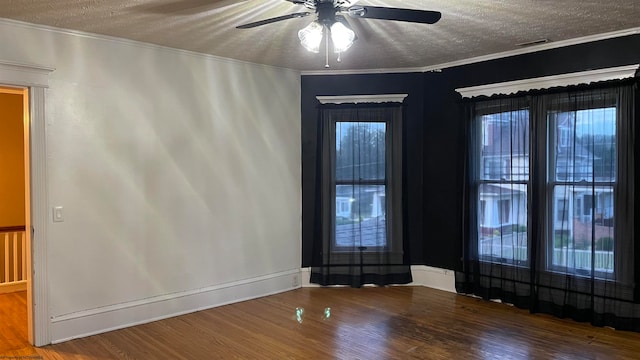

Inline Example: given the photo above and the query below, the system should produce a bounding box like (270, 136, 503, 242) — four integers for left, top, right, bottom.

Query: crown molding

(422, 27, 640, 74)
(0, 18, 298, 75)
(302, 27, 640, 76)
(302, 67, 426, 76)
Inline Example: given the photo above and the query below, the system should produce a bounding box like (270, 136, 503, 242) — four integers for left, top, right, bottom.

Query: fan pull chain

(324, 25, 330, 68)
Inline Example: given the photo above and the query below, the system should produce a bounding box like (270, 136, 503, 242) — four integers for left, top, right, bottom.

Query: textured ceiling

(1, 0, 639, 72)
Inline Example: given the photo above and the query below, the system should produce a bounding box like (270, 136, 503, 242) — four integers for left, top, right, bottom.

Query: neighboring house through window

(472, 89, 621, 276)
(549, 105, 617, 274)
(309, 94, 410, 287)
(334, 121, 388, 249)
(456, 64, 638, 332)
(477, 107, 529, 262)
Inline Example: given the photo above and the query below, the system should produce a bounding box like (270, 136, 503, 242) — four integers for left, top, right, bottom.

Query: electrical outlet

(292, 274, 299, 287)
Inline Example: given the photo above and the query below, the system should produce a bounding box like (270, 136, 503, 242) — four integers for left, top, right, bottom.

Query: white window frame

(457, 64, 638, 276)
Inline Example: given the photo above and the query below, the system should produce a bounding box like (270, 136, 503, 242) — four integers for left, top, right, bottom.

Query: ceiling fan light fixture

(330, 21, 355, 53)
(237, 1, 442, 66)
(298, 21, 324, 53)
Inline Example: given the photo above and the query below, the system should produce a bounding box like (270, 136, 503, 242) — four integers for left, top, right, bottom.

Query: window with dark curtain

(457, 81, 639, 332)
(309, 103, 412, 287)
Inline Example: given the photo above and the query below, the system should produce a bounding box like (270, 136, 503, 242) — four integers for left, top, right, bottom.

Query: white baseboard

(300, 268, 318, 287)
(50, 269, 302, 344)
(300, 266, 456, 293)
(409, 266, 456, 293)
(0, 280, 27, 294)
(50, 266, 455, 344)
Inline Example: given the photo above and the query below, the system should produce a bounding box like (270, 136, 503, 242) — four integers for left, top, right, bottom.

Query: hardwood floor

(3, 287, 640, 359)
(0, 290, 30, 356)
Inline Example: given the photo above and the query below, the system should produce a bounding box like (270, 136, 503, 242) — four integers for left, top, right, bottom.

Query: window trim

(316, 94, 408, 104)
(455, 64, 638, 98)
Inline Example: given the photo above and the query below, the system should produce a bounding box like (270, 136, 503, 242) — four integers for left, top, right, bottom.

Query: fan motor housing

(317, 1, 337, 25)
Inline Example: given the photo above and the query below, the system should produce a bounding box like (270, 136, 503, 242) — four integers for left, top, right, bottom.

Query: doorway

(0, 86, 32, 353)
(0, 60, 52, 347)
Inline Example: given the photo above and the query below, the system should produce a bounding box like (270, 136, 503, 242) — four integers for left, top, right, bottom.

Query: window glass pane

(551, 185, 614, 273)
(556, 199, 568, 222)
(480, 110, 529, 181)
(478, 183, 528, 261)
(550, 107, 616, 182)
(549, 105, 616, 276)
(336, 122, 386, 181)
(335, 184, 386, 247)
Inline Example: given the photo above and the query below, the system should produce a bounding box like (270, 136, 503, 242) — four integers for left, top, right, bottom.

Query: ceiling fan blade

(338, 0, 360, 6)
(236, 11, 311, 29)
(348, 6, 441, 24)
(284, 0, 308, 4)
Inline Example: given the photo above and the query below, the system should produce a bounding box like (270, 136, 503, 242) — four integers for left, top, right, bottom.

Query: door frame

(1, 60, 53, 346)
(0, 85, 31, 341)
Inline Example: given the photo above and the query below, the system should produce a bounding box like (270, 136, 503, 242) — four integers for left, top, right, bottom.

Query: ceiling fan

(236, 0, 441, 66)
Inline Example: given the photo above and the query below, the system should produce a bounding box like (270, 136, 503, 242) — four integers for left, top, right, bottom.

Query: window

(473, 92, 623, 277)
(476, 108, 529, 263)
(556, 198, 568, 222)
(498, 199, 511, 224)
(315, 104, 404, 256)
(308, 101, 410, 287)
(549, 105, 616, 275)
(334, 121, 388, 249)
(459, 67, 637, 330)
(583, 195, 593, 217)
(484, 159, 507, 180)
(559, 127, 570, 147)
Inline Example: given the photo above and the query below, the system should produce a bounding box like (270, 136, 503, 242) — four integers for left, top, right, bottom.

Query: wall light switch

(53, 206, 64, 222)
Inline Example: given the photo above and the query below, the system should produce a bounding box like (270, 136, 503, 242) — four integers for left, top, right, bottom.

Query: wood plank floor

(3, 287, 640, 359)
(0, 290, 30, 356)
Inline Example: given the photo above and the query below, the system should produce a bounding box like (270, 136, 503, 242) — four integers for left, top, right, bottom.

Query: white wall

(0, 19, 301, 343)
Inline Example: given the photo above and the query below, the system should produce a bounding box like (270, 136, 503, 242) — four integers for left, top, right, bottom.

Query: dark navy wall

(301, 34, 640, 270)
